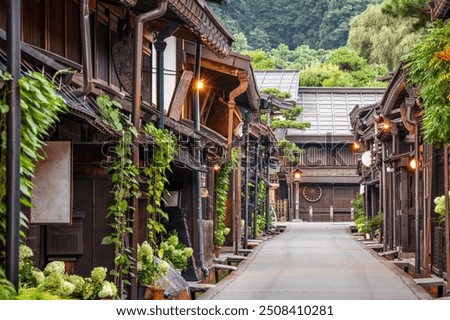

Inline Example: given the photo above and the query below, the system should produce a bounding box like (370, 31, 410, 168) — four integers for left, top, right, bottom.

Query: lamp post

(292, 168, 302, 220)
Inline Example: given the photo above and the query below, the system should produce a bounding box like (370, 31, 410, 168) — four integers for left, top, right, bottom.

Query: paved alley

(200, 223, 431, 300)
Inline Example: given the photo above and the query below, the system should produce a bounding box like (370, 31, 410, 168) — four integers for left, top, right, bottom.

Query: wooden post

(309, 206, 313, 223)
(330, 205, 334, 222)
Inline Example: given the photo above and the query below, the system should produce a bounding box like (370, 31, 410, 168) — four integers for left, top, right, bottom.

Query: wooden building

(286, 87, 384, 222)
(350, 1, 450, 280)
(350, 65, 424, 256)
(0, 0, 267, 298)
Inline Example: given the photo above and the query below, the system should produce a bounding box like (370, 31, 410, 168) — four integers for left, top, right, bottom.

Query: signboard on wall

(30, 141, 72, 224)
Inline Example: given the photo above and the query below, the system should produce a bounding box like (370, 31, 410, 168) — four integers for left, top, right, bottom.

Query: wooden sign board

(30, 141, 72, 224)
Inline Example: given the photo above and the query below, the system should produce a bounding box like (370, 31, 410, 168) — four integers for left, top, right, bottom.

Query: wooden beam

(168, 70, 193, 121)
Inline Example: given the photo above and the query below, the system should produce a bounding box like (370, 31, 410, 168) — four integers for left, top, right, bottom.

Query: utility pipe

(154, 21, 179, 129)
(252, 142, 260, 238)
(390, 127, 398, 250)
(72, 0, 93, 97)
(132, 0, 168, 130)
(265, 148, 271, 232)
(6, 0, 21, 291)
(227, 75, 248, 253)
(243, 113, 250, 248)
(265, 97, 272, 232)
(193, 43, 209, 277)
(406, 98, 421, 275)
(227, 73, 248, 157)
(131, 0, 168, 299)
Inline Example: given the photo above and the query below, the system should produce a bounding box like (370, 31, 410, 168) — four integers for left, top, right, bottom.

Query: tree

(319, 0, 376, 49)
(381, 0, 430, 29)
(348, 4, 426, 70)
(404, 21, 450, 146)
(261, 88, 310, 161)
(300, 48, 388, 87)
(232, 32, 249, 52)
(210, 0, 375, 50)
(248, 28, 271, 50)
(241, 49, 276, 69)
(269, 44, 330, 70)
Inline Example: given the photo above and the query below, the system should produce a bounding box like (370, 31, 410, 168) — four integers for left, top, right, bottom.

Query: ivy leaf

(0, 103, 9, 114)
(101, 236, 116, 245)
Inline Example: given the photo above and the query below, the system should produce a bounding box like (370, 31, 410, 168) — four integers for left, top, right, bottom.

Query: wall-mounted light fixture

(195, 79, 204, 90)
(409, 157, 417, 170)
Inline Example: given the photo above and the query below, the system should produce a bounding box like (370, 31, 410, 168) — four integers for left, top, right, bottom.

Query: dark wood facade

(350, 63, 450, 277)
(1, 0, 267, 296)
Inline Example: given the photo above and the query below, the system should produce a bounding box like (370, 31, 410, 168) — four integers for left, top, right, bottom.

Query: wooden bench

(188, 282, 216, 300)
(246, 242, 259, 249)
(227, 255, 246, 265)
(238, 248, 253, 256)
(214, 263, 237, 282)
(377, 249, 399, 259)
(367, 243, 383, 251)
(414, 277, 446, 297)
(391, 260, 410, 272)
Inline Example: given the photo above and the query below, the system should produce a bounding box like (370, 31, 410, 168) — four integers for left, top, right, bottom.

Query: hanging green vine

(141, 123, 177, 250)
(215, 148, 238, 246)
(404, 20, 450, 146)
(97, 95, 139, 290)
(0, 71, 68, 267)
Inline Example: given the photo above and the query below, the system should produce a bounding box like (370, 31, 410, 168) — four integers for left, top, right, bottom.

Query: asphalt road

(200, 222, 431, 300)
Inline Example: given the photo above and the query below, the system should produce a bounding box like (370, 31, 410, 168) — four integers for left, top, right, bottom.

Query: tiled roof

(287, 87, 385, 137)
(254, 70, 300, 101)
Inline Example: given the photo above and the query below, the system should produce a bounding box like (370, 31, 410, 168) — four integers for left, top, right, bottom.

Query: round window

(303, 184, 322, 202)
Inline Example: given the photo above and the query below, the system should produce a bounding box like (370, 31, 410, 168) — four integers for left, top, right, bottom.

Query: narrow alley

(200, 223, 432, 300)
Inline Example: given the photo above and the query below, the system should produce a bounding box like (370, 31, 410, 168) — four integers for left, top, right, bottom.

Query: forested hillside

(210, 0, 381, 50)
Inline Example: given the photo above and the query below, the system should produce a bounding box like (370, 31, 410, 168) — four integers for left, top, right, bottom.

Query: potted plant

(137, 241, 169, 300)
(160, 232, 193, 273)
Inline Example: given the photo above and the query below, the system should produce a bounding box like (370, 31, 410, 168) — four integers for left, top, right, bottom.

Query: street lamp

(292, 167, 303, 220)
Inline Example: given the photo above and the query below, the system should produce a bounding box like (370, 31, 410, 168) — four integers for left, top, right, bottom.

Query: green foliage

(256, 214, 266, 237)
(142, 123, 177, 252)
(351, 193, 370, 233)
(215, 148, 238, 245)
(232, 32, 249, 52)
(98, 95, 139, 290)
(319, 0, 377, 50)
(241, 50, 276, 69)
(368, 213, 383, 231)
(16, 244, 117, 300)
(327, 47, 367, 72)
(137, 241, 169, 286)
(211, 0, 374, 50)
(404, 21, 450, 146)
(277, 139, 303, 162)
(300, 48, 388, 87)
(433, 193, 450, 226)
(270, 44, 331, 70)
(16, 287, 61, 300)
(159, 232, 193, 271)
(251, 179, 267, 237)
(0, 267, 16, 300)
(261, 88, 291, 99)
(348, 4, 426, 70)
(351, 193, 365, 219)
(0, 71, 68, 267)
(381, 0, 429, 29)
